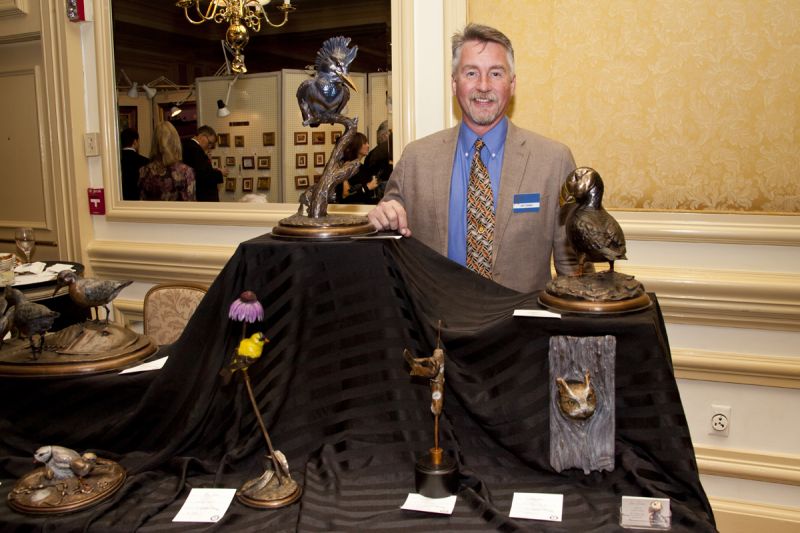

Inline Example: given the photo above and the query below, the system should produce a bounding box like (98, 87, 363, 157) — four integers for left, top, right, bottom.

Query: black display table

(0, 236, 716, 532)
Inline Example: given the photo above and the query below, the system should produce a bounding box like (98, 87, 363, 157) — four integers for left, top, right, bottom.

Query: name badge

(513, 193, 540, 212)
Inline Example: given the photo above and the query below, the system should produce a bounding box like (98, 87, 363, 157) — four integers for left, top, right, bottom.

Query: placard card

(400, 493, 457, 515)
(120, 356, 167, 374)
(512, 309, 561, 319)
(173, 488, 236, 523)
(509, 492, 563, 522)
(620, 496, 671, 529)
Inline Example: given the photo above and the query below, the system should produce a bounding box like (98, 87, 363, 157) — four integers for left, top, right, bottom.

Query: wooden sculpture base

(271, 214, 376, 240)
(236, 476, 302, 509)
(0, 322, 157, 377)
(7, 458, 125, 515)
(414, 448, 458, 498)
(540, 271, 652, 315)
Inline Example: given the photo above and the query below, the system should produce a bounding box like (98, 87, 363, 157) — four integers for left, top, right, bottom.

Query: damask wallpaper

(468, 0, 800, 213)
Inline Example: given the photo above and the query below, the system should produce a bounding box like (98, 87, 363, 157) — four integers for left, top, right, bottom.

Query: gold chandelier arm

(260, 9, 290, 29)
(179, 0, 222, 25)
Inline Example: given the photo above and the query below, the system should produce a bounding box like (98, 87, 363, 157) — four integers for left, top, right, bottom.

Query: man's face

(199, 133, 216, 150)
(452, 40, 516, 135)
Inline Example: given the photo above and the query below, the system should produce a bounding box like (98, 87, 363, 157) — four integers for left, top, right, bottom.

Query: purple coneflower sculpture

(224, 290, 302, 509)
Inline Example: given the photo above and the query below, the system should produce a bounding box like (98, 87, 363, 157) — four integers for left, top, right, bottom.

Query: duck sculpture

(54, 271, 132, 323)
(561, 167, 627, 275)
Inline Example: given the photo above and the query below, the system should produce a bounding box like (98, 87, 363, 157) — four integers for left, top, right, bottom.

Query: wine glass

(15, 227, 35, 264)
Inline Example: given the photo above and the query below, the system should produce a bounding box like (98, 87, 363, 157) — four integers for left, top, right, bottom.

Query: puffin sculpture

(561, 167, 627, 275)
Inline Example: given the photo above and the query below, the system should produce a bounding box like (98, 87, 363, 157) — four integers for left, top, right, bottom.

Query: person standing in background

(181, 125, 227, 202)
(120, 127, 149, 201)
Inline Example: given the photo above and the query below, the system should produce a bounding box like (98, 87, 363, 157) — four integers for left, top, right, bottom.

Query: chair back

(143, 282, 208, 345)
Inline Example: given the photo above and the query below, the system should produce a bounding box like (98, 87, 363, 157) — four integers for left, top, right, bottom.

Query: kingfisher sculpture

(296, 36, 357, 127)
(273, 36, 375, 239)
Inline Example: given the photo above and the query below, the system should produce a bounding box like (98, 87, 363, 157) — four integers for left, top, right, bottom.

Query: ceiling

(112, 0, 392, 87)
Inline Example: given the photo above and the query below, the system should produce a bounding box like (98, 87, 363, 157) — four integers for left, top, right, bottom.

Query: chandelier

(175, 0, 295, 74)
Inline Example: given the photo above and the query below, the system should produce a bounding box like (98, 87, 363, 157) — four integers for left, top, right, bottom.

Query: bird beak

(340, 73, 357, 92)
(559, 182, 575, 207)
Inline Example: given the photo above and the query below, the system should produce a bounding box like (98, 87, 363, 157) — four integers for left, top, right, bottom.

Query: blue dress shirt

(447, 118, 508, 266)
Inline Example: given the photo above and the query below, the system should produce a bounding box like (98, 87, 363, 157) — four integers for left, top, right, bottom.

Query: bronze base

(0, 322, 157, 377)
(415, 448, 458, 498)
(539, 290, 652, 314)
(236, 475, 302, 509)
(8, 458, 125, 515)
(271, 213, 376, 240)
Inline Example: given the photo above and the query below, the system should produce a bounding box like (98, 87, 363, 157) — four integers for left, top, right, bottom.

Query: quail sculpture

(54, 271, 132, 323)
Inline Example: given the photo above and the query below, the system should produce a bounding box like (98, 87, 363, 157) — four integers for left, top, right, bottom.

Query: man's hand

(367, 200, 412, 237)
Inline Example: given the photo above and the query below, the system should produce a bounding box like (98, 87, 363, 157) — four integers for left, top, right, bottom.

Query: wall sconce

(216, 75, 239, 118)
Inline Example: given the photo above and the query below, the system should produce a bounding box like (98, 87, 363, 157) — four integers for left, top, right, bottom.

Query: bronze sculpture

(404, 324, 458, 498)
(272, 36, 375, 239)
(8, 445, 125, 514)
(540, 167, 651, 313)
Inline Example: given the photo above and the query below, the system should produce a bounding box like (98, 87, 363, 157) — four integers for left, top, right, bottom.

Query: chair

(143, 282, 208, 345)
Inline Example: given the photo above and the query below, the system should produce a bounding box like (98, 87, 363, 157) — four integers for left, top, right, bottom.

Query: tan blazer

(382, 121, 580, 293)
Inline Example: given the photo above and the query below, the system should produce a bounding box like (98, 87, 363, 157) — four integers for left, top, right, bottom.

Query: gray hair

(376, 120, 390, 143)
(451, 23, 515, 77)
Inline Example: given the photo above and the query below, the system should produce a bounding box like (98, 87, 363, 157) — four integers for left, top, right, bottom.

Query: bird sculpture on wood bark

(560, 167, 627, 275)
(4, 286, 59, 356)
(296, 36, 357, 127)
(54, 271, 132, 323)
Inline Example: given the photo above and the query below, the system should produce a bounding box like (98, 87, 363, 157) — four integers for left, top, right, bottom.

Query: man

(181, 125, 227, 202)
(367, 24, 580, 293)
(120, 128, 149, 201)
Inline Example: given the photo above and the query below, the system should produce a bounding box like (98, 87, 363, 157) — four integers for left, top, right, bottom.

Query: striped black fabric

(0, 236, 716, 532)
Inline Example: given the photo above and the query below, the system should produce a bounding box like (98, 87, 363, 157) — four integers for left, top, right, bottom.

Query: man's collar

(458, 117, 508, 154)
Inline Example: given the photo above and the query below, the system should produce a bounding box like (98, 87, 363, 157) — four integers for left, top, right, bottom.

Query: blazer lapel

(494, 122, 529, 264)
(432, 126, 459, 254)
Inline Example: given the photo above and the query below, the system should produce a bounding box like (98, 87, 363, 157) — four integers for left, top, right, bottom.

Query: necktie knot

(474, 138, 485, 154)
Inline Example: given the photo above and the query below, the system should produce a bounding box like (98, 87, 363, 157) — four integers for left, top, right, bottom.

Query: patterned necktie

(466, 139, 495, 279)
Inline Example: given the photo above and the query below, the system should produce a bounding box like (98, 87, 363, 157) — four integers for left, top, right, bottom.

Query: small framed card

(313, 152, 326, 167)
(225, 156, 236, 167)
(257, 156, 271, 170)
(262, 132, 275, 146)
(241, 156, 255, 169)
(295, 175, 309, 189)
(330, 130, 342, 144)
(224, 177, 236, 192)
(217, 133, 230, 147)
(257, 177, 271, 190)
(234, 135, 245, 148)
(296, 153, 307, 169)
(294, 131, 308, 145)
(210, 156, 221, 169)
(242, 177, 253, 192)
(311, 131, 326, 145)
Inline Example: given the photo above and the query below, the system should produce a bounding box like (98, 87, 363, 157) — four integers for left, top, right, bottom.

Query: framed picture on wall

(241, 156, 255, 169)
(296, 153, 307, 169)
(225, 177, 236, 192)
(313, 174, 322, 184)
(210, 156, 221, 169)
(217, 133, 230, 147)
(295, 175, 309, 189)
(119, 106, 138, 131)
(257, 177, 271, 190)
(311, 131, 326, 145)
(313, 152, 326, 167)
(330, 131, 342, 144)
(257, 156, 271, 170)
(294, 131, 308, 145)
(263, 132, 275, 146)
(242, 177, 254, 192)
(234, 135, 245, 148)
(225, 156, 236, 167)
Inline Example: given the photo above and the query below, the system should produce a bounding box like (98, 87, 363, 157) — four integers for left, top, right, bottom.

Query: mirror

(111, 0, 392, 205)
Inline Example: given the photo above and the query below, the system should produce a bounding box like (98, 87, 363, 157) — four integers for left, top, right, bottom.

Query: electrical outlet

(709, 404, 731, 437)
(84, 132, 100, 156)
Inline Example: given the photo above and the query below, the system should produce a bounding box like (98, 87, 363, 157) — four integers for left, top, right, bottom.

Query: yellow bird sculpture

(220, 332, 268, 383)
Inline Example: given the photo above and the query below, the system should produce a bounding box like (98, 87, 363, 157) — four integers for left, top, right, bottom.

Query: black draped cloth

(0, 236, 716, 532)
